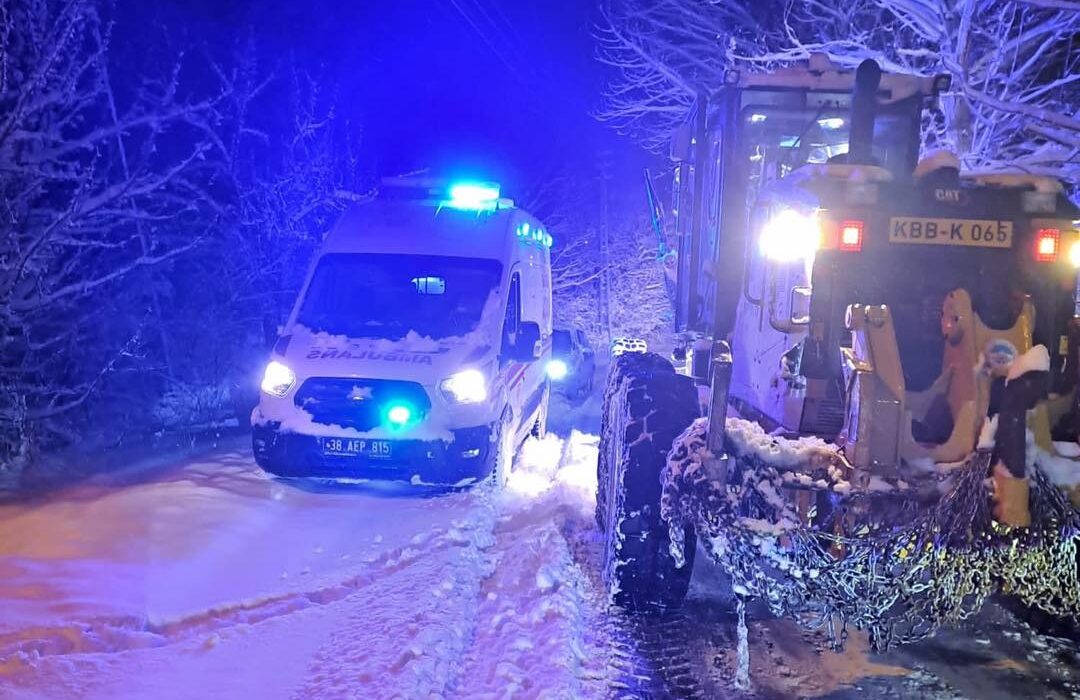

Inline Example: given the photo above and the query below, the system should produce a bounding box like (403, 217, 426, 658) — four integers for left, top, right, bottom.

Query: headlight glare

(760, 209, 821, 262)
(440, 369, 488, 404)
(1068, 240, 1080, 268)
(260, 360, 296, 397)
(546, 359, 569, 380)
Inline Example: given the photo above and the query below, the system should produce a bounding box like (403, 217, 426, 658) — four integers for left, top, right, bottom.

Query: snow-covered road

(2, 424, 1079, 700)
(0, 432, 618, 699)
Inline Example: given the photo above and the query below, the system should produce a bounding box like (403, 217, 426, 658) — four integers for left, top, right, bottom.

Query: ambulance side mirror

(510, 322, 542, 362)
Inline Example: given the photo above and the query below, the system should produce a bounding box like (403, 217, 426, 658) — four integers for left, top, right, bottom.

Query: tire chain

(660, 419, 1080, 652)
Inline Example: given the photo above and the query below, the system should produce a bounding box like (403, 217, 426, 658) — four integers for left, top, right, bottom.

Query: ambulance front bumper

(251, 421, 497, 485)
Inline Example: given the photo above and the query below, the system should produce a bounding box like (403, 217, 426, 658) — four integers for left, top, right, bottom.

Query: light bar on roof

(446, 181, 502, 211)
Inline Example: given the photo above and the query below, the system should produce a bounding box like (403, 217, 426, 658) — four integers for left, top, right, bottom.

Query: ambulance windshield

(297, 253, 502, 340)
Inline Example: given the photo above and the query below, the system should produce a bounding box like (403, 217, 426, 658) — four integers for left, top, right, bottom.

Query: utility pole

(598, 149, 614, 348)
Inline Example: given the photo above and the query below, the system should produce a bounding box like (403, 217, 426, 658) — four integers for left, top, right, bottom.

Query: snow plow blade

(660, 416, 1080, 652)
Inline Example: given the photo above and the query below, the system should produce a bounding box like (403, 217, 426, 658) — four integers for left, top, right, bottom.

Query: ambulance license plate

(319, 437, 393, 459)
(889, 217, 1012, 248)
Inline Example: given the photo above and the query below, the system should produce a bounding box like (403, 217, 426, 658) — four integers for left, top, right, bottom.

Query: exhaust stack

(848, 59, 882, 165)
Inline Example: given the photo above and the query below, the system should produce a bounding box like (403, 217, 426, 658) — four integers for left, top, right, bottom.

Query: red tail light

(1035, 228, 1060, 262)
(839, 220, 864, 252)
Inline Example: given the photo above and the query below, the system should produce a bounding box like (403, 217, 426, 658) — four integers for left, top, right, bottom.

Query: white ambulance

(252, 180, 553, 486)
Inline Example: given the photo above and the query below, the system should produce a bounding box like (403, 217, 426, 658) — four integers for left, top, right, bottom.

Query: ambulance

(251, 180, 553, 486)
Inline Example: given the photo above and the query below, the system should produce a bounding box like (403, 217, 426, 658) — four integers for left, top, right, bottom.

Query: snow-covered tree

(598, 0, 1079, 182)
(0, 0, 366, 469)
(524, 166, 673, 349)
(153, 56, 368, 428)
(0, 0, 230, 467)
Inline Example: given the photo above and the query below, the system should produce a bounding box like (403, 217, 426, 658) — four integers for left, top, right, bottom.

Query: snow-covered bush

(152, 384, 233, 430)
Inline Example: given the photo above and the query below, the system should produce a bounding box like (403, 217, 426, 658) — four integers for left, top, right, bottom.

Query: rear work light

(1035, 228, 1060, 262)
(839, 220, 864, 252)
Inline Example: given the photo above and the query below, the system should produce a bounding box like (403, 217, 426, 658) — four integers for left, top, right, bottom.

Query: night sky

(156, 0, 645, 195)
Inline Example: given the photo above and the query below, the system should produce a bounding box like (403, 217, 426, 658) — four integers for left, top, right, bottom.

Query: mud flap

(990, 370, 1047, 526)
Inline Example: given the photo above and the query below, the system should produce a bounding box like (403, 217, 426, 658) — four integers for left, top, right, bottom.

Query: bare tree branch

(597, 0, 1080, 183)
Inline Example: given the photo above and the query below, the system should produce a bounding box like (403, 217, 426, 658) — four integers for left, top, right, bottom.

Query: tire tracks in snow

(451, 435, 614, 699)
(0, 515, 475, 666)
(561, 500, 707, 699)
(289, 433, 616, 699)
(4, 431, 633, 699)
(287, 489, 501, 699)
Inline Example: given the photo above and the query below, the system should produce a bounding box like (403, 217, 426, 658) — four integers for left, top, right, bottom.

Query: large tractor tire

(597, 352, 701, 612)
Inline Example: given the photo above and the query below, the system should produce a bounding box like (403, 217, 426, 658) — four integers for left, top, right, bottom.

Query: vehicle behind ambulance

(252, 180, 553, 486)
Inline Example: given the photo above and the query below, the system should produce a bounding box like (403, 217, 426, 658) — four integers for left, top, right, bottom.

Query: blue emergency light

(380, 177, 515, 212)
(446, 182, 502, 211)
(382, 401, 416, 430)
(515, 222, 553, 249)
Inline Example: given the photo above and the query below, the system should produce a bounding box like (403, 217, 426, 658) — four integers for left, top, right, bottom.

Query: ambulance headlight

(760, 209, 821, 262)
(260, 360, 296, 397)
(440, 369, 488, 404)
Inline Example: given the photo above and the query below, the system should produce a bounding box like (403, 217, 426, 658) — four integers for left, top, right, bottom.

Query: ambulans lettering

(305, 348, 434, 364)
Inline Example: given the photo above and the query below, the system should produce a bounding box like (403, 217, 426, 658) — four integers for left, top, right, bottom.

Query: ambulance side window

(500, 272, 522, 360)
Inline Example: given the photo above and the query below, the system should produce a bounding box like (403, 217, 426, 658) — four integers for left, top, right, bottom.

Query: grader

(597, 56, 1080, 649)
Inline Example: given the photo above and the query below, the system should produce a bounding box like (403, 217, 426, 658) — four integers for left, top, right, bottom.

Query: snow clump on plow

(661, 416, 1080, 652)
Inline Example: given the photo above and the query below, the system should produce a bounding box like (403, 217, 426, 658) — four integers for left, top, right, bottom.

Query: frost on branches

(525, 168, 674, 348)
(0, 0, 226, 469)
(0, 0, 364, 476)
(597, 0, 1079, 183)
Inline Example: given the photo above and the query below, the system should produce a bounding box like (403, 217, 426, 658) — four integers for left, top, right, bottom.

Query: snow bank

(1035, 447, 1080, 490)
(502, 431, 599, 521)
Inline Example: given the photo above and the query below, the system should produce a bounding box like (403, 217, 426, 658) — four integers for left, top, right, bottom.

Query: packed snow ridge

(0, 431, 617, 700)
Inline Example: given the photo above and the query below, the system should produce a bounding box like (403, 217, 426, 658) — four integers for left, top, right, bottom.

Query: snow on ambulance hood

(286, 326, 493, 384)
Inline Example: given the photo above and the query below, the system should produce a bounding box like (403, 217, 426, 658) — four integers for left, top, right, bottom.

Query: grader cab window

(738, 90, 919, 201)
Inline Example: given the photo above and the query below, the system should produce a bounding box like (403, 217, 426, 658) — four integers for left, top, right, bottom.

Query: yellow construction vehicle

(597, 56, 1080, 649)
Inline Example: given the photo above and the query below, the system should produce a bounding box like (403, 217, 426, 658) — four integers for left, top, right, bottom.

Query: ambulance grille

(293, 378, 431, 431)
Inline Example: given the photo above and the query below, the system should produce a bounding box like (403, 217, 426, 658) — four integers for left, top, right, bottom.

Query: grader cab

(597, 56, 1080, 648)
